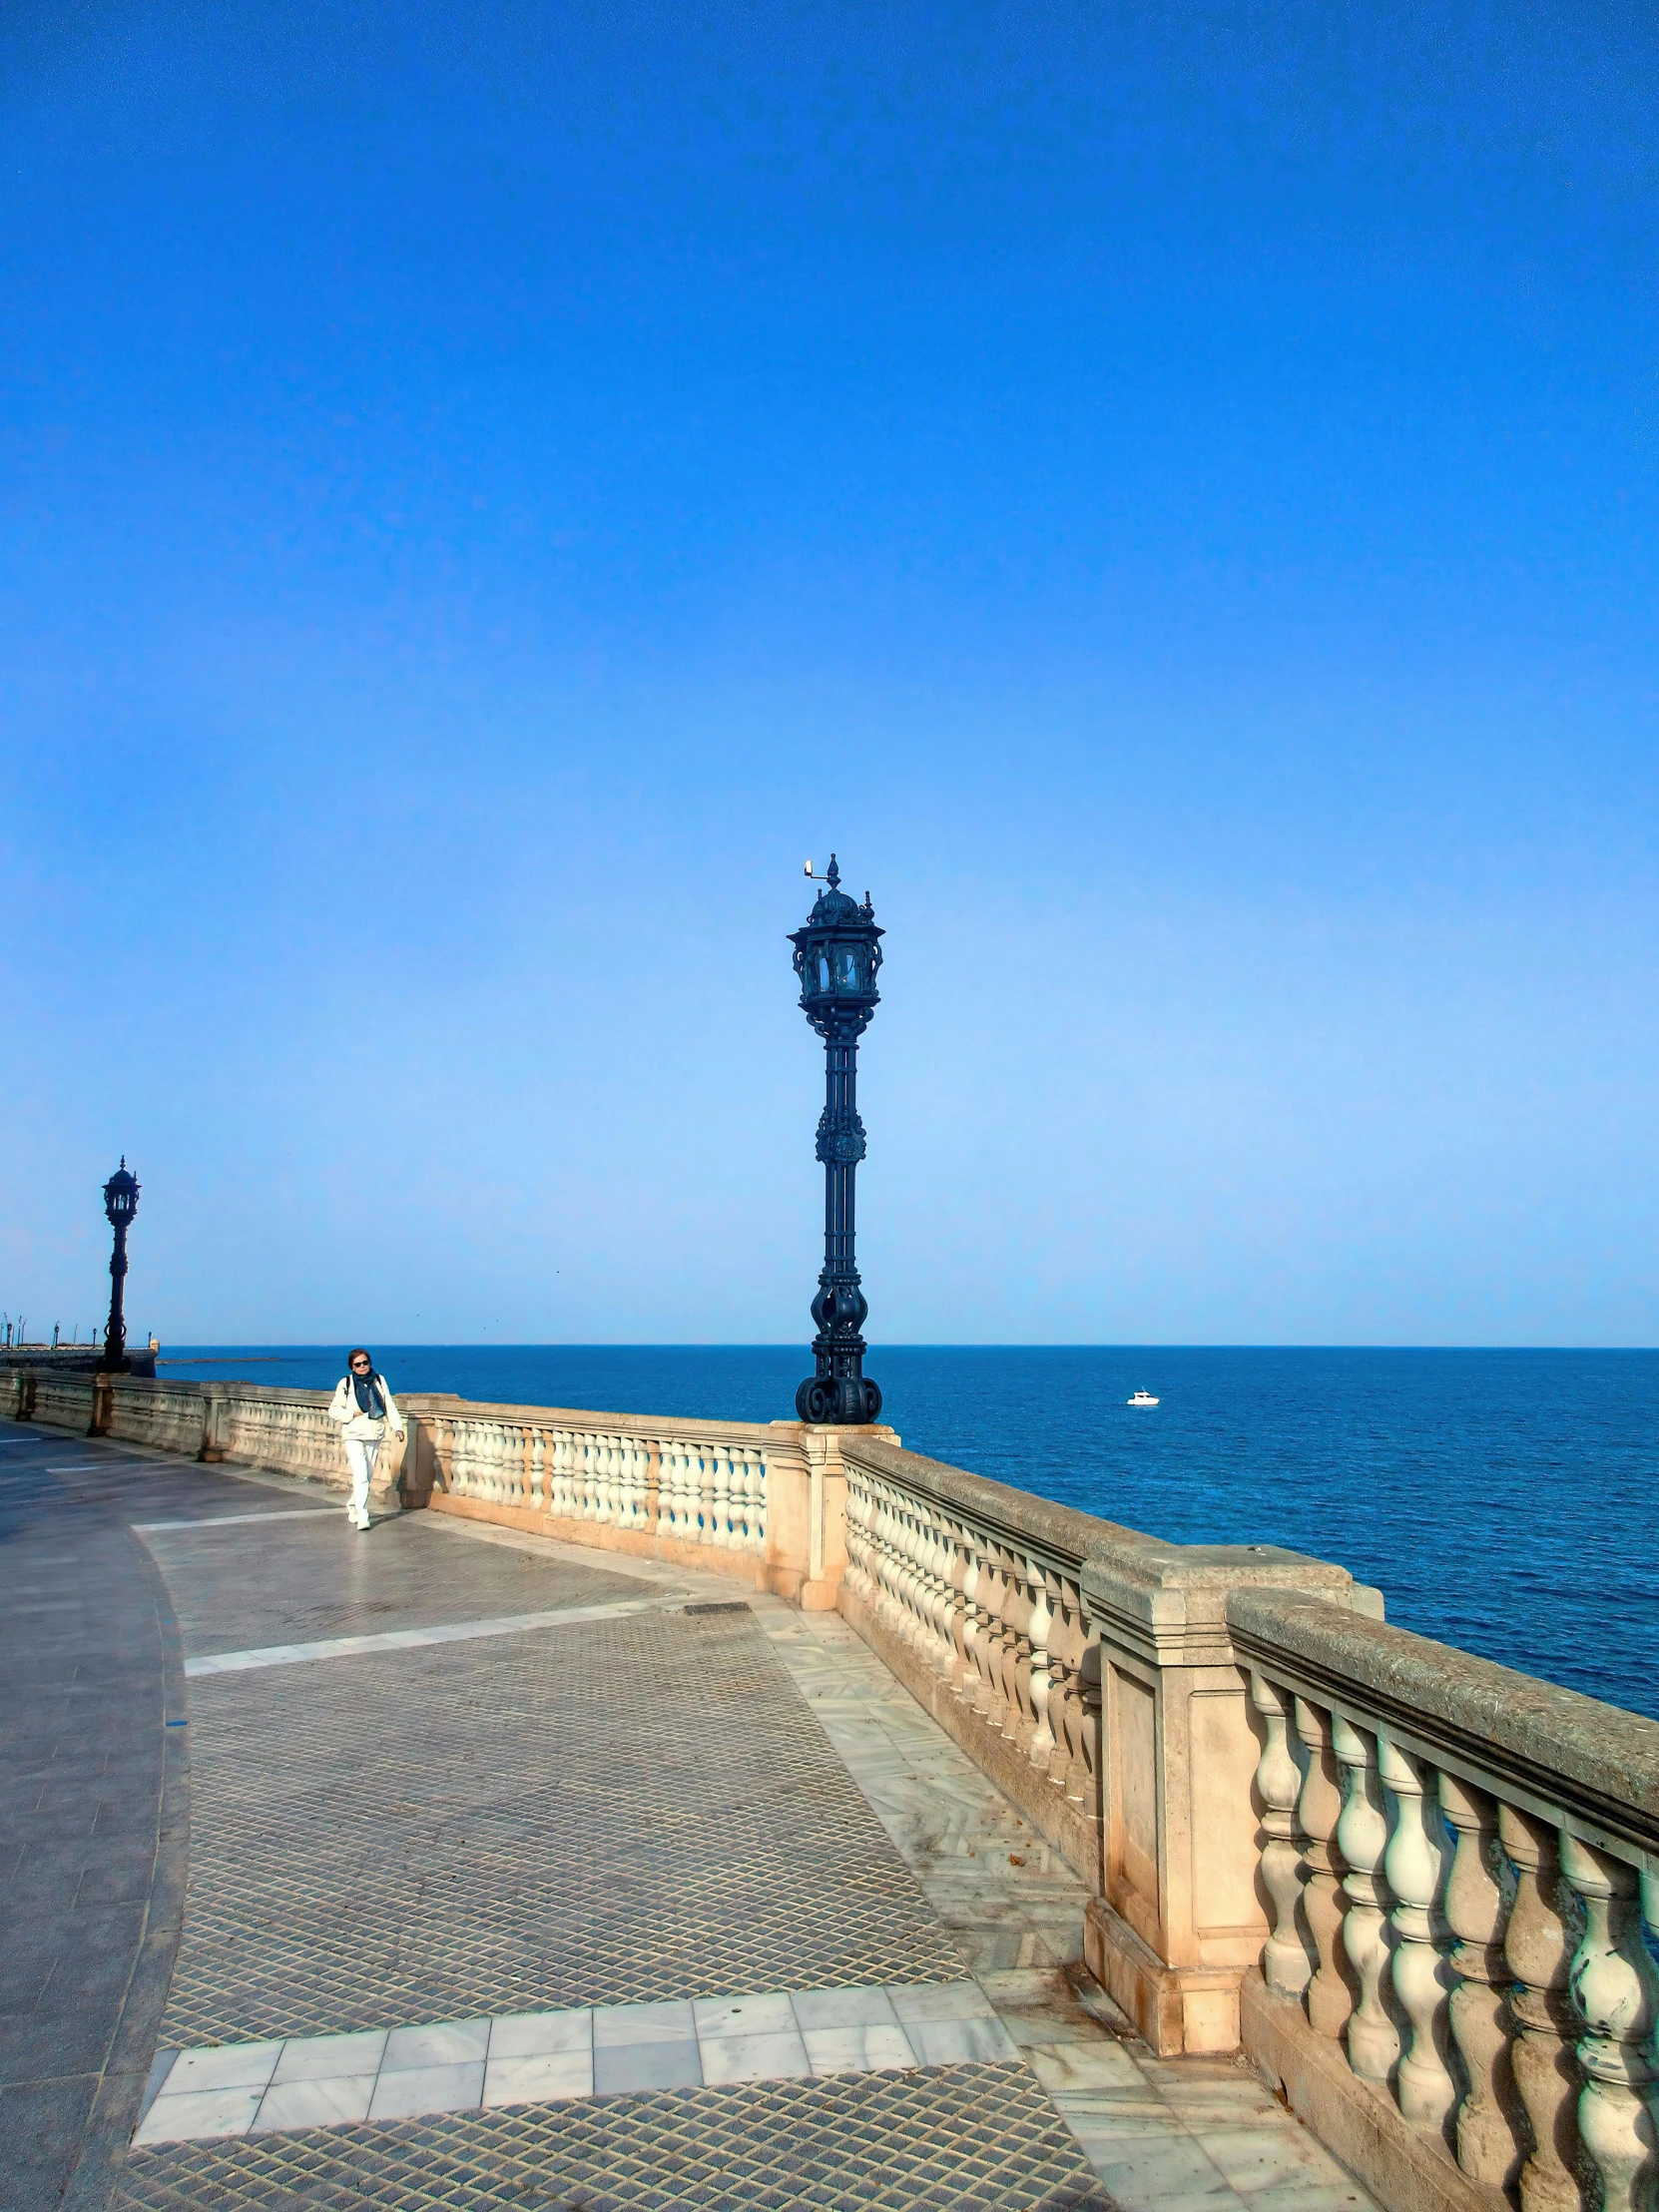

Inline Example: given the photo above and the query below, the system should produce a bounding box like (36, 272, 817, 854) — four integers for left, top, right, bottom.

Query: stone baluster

(941, 1522, 970, 1688)
(957, 1534, 984, 1702)
(999, 1549, 1032, 1743)
(907, 1499, 933, 1649)
(904, 1497, 930, 1647)
(992, 1546, 1022, 1734)
(1561, 1834, 1659, 2212)
(897, 1503, 924, 1645)
(747, 1447, 763, 1546)
(746, 1448, 765, 1546)
(1379, 1732, 1456, 2129)
(1252, 1672, 1312, 1996)
(873, 1483, 898, 1617)
(1500, 1805, 1582, 2212)
(1026, 1562, 1056, 1764)
(927, 1511, 956, 1667)
(1295, 1698, 1353, 2039)
(725, 1447, 747, 1544)
(545, 1430, 569, 1516)
(1333, 1711, 1399, 2084)
(846, 1472, 873, 1596)
(969, 1543, 1003, 1716)
(664, 1442, 684, 1532)
(1436, 1774, 1520, 2188)
(706, 1445, 724, 1541)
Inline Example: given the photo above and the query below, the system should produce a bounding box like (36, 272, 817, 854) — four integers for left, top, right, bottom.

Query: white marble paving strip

(135, 1509, 342, 1531)
(133, 1978, 1012, 2144)
(183, 1596, 671, 1677)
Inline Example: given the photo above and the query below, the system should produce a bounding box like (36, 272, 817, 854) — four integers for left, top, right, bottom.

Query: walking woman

(326, 1349, 405, 1531)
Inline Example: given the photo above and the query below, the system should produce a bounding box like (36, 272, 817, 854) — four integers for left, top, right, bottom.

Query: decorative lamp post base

(796, 1372, 883, 1425)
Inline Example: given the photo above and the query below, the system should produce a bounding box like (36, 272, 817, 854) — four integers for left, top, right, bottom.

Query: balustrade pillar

(1379, 1733, 1456, 2130)
(1561, 1834, 1659, 2212)
(1333, 1711, 1399, 2084)
(1251, 1672, 1312, 1996)
(1295, 1697, 1354, 2040)
(1500, 1804, 1582, 2212)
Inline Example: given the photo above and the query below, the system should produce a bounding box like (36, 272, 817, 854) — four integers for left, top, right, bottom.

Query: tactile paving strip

(161, 1606, 965, 2045)
(117, 2061, 1118, 2210)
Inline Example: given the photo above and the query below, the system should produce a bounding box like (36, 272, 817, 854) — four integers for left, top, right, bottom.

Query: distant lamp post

(102, 1158, 140, 1374)
(790, 856, 884, 1425)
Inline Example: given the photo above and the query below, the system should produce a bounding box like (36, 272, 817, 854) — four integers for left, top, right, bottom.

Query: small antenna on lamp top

(803, 853, 842, 886)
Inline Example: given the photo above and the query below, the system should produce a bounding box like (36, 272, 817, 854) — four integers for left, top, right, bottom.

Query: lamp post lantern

(102, 1158, 140, 1374)
(790, 856, 884, 1425)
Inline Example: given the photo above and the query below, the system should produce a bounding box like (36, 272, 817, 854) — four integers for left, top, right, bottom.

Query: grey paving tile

(591, 2036, 702, 2094)
(366, 2058, 485, 2119)
(253, 2071, 376, 2131)
(692, 1990, 796, 2037)
(699, 2026, 811, 2084)
(160, 2040, 282, 2094)
(803, 2021, 916, 2074)
(593, 1998, 695, 2047)
(133, 2085, 263, 2144)
(271, 2027, 389, 2082)
(381, 2017, 490, 2068)
(789, 1984, 902, 2031)
(483, 2047, 593, 2105)
(903, 2011, 1021, 2065)
(488, 2006, 591, 2058)
(0, 2071, 97, 2212)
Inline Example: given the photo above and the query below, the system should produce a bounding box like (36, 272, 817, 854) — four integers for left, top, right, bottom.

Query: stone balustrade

(838, 1433, 1370, 2053)
(1230, 1587, 1659, 2212)
(13, 1360, 1659, 2212)
(3, 1370, 846, 1605)
(410, 1399, 784, 1577)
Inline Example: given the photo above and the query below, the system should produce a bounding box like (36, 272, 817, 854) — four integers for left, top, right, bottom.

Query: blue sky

(4, 0, 1658, 1346)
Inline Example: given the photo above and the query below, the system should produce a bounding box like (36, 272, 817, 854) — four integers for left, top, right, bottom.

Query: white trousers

(343, 1435, 380, 1520)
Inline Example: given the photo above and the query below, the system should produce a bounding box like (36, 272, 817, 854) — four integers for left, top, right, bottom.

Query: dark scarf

(351, 1371, 385, 1417)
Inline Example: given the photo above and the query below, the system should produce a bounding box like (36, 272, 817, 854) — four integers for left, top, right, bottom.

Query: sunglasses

(351, 1360, 371, 1371)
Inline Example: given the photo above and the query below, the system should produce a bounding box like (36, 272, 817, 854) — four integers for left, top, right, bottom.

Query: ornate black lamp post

(102, 1158, 140, 1374)
(790, 857, 884, 1424)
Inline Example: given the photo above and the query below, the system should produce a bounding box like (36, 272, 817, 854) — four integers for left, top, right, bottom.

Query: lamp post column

(791, 857, 884, 1426)
(101, 1159, 140, 1375)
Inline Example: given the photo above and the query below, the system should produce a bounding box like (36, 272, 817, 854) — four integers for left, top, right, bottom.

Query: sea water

(157, 1344, 1659, 1720)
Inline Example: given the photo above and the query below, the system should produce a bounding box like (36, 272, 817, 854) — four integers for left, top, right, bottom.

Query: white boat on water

(1127, 1389, 1160, 1407)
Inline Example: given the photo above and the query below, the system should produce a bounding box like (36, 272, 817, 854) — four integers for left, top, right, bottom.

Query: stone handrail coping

(404, 1395, 780, 1444)
(841, 1435, 1364, 1623)
(100, 1373, 779, 1444)
(1228, 1584, 1659, 1858)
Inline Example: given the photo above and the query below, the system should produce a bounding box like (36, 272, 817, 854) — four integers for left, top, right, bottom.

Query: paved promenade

(0, 1421, 1379, 2212)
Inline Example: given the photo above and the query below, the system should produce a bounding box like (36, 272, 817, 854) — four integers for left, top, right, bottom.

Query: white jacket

(327, 1373, 405, 1440)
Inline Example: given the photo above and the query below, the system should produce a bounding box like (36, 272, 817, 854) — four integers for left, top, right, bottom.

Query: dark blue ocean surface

(157, 1345, 1658, 1721)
